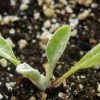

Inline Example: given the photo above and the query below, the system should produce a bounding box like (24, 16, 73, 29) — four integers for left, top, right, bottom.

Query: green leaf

(16, 63, 41, 82)
(0, 36, 20, 66)
(16, 63, 49, 90)
(46, 25, 71, 75)
(75, 44, 100, 69)
(78, 52, 100, 69)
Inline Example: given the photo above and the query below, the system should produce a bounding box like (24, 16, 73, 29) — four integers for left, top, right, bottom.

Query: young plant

(0, 25, 100, 91)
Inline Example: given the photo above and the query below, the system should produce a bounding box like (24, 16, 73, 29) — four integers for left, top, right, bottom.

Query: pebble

(0, 58, 8, 67)
(78, 10, 91, 20)
(44, 20, 51, 28)
(39, 32, 52, 49)
(1, 16, 20, 25)
(20, 4, 28, 11)
(80, 75, 86, 79)
(91, 3, 98, 8)
(69, 18, 79, 29)
(66, 6, 73, 13)
(0, 93, 3, 99)
(71, 29, 77, 37)
(10, 0, 16, 6)
(29, 96, 36, 100)
(58, 92, 68, 99)
(6, 82, 16, 91)
(18, 39, 28, 50)
(22, 0, 30, 4)
(59, 0, 67, 5)
(97, 84, 100, 92)
(78, 0, 93, 6)
(79, 84, 84, 89)
(43, 6, 55, 17)
(97, 93, 100, 97)
(9, 28, 15, 34)
(34, 12, 40, 19)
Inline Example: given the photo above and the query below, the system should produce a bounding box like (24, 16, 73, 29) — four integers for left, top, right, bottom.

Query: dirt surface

(0, 0, 100, 100)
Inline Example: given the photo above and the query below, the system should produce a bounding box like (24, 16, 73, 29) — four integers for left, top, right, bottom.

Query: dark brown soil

(0, 0, 100, 100)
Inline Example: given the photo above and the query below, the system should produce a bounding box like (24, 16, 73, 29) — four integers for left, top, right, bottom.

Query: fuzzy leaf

(16, 63, 48, 90)
(75, 44, 100, 69)
(46, 25, 71, 73)
(16, 63, 41, 82)
(0, 36, 20, 66)
(79, 52, 100, 69)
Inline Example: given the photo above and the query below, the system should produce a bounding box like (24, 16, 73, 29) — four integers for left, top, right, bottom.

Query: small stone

(43, 6, 55, 17)
(3, 16, 11, 24)
(71, 29, 77, 37)
(91, 3, 98, 8)
(18, 39, 28, 50)
(44, 20, 51, 28)
(0, 15, 3, 23)
(20, 4, 28, 11)
(89, 38, 97, 44)
(50, 23, 60, 32)
(59, 0, 67, 5)
(58, 92, 68, 99)
(34, 12, 40, 19)
(97, 93, 100, 97)
(80, 75, 86, 79)
(39, 32, 52, 50)
(97, 84, 100, 92)
(10, 0, 16, 6)
(0, 58, 8, 67)
(65, 6, 73, 13)
(6, 82, 16, 91)
(0, 93, 3, 99)
(9, 28, 15, 34)
(78, 0, 92, 6)
(29, 96, 36, 100)
(22, 0, 30, 4)
(78, 10, 91, 20)
(69, 18, 79, 29)
(79, 84, 83, 89)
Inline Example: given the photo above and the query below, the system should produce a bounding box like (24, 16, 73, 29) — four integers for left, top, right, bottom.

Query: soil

(0, 0, 100, 100)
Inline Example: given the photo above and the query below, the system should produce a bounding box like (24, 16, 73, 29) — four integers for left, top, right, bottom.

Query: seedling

(0, 25, 100, 90)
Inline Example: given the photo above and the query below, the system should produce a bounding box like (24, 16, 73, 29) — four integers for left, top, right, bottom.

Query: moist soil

(0, 0, 100, 100)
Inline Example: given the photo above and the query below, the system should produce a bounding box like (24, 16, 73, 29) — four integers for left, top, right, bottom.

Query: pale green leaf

(16, 63, 48, 90)
(46, 25, 71, 74)
(75, 44, 100, 69)
(0, 36, 20, 66)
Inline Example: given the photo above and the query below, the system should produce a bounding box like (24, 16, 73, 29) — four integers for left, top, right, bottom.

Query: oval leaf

(75, 44, 100, 69)
(46, 25, 71, 72)
(0, 36, 20, 66)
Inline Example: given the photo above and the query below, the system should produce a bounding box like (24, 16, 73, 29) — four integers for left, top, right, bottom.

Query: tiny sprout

(0, 25, 100, 91)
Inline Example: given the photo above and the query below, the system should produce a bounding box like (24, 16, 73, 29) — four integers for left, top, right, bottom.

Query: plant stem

(52, 66, 78, 87)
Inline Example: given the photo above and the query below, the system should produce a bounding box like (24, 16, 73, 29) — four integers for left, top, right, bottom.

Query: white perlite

(69, 18, 79, 29)
(97, 84, 100, 92)
(9, 28, 15, 34)
(0, 93, 3, 99)
(6, 82, 16, 91)
(34, 12, 40, 20)
(20, 4, 28, 11)
(0, 58, 8, 67)
(44, 20, 51, 28)
(18, 39, 28, 50)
